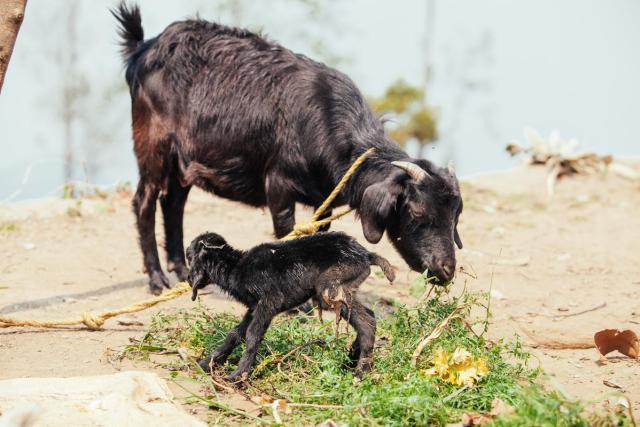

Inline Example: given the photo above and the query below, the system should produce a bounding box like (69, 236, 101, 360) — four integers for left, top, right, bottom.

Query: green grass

(0, 221, 18, 233)
(124, 291, 631, 426)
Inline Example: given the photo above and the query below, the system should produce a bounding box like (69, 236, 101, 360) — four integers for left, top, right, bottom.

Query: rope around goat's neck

(281, 148, 375, 241)
(0, 148, 375, 330)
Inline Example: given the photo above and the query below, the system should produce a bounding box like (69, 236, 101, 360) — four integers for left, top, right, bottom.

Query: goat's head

(186, 232, 228, 300)
(359, 159, 463, 284)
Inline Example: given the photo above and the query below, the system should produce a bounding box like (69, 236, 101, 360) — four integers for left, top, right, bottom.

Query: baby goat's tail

(369, 253, 395, 283)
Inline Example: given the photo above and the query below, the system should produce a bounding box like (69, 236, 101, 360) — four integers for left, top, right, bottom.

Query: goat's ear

(360, 181, 402, 243)
(454, 227, 463, 249)
(188, 263, 209, 301)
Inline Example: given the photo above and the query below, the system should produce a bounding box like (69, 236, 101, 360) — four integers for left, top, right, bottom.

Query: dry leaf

(461, 412, 491, 426)
(451, 399, 514, 427)
(594, 329, 639, 359)
(421, 347, 489, 386)
(489, 398, 514, 417)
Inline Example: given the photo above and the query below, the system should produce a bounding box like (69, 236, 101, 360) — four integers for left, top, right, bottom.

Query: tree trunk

(0, 0, 27, 95)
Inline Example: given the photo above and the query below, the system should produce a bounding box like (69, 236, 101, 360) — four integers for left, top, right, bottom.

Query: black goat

(113, 3, 463, 295)
(186, 231, 395, 381)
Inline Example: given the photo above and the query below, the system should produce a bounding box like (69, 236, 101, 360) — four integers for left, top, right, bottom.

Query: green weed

(124, 292, 630, 426)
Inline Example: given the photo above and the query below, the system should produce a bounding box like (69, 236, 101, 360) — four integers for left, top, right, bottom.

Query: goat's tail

(111, 2, 144, 60)
(369, 253, 395, 283)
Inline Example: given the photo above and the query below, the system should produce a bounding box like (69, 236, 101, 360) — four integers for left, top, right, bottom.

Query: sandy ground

(1, 164, 639, 418)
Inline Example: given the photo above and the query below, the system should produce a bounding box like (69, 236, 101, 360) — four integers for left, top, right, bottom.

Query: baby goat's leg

(228, 302, 274, 382)
(343, 299, 376, 377)
(199, 310, 253, 372)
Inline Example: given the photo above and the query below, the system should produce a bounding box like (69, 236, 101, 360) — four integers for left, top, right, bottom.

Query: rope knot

(81, 312, 105, 330)
(292, 222, 320, 236)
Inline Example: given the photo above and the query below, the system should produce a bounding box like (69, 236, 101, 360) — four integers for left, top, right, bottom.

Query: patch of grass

(124, 292, 631, 426)
(66, 200, 82, 218)
(0, 221, 18, 233)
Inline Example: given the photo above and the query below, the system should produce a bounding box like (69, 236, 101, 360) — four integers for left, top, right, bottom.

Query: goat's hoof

(149, 271, 170, 294)
(226, 370, 248, 383)
(198, 357, 213, 373)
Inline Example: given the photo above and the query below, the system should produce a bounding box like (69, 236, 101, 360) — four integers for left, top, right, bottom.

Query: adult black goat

(186, 231, 395, 380)
(113, 3, 463, 295)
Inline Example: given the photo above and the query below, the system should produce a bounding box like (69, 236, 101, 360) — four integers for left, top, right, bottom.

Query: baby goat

(186, 231, 395, 381)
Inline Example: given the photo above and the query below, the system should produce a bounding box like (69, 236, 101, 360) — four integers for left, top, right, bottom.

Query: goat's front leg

(199, 310, 253, 373)
(265, 173, 296, 238)
(227, 302, 274, 382)
(314, 205, 333, 232)
(133, 179, 169, 295)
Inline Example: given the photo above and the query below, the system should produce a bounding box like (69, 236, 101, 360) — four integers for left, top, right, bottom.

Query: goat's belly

(195, 174, 267, 206)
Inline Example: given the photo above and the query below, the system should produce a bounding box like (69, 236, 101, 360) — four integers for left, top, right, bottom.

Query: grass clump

(124, 291, 631, 426)
(0, 221, 18, 233)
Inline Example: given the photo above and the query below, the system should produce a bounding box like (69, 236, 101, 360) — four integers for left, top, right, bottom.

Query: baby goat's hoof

(226, 370, 249, 383)
(198, 357, 214, 373)
(353, 357, 373, 379)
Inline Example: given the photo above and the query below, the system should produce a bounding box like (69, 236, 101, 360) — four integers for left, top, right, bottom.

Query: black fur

(112, 3, 463, 295)
(186, 231, 395, 381)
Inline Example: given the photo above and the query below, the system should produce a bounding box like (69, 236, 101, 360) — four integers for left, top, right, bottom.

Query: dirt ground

(1, 163, 639, 417)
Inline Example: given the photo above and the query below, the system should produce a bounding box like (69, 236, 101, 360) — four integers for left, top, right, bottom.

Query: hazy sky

(1, 0, 639, 200)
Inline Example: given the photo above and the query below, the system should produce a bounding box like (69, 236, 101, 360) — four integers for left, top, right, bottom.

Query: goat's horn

(448, 160, 455, 175)
(392, 161, 429, 181)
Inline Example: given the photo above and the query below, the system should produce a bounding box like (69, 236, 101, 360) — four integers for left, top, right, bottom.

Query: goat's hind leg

(342, 299, 376, 378)
(160, 168, 191, 281)
(199, 310, 253, 373)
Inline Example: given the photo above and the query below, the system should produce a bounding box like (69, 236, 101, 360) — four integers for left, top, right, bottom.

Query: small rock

(557, 253, 571, 262)
(22, 243, 35, 250)
(62, 297, 78, 304)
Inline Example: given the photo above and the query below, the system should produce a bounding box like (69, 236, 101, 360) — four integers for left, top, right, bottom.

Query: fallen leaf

(489, 398, 514, 417)
(461, 412, 492, 426)
(421, 347, 489, 387)
(594, 329, 639, 359)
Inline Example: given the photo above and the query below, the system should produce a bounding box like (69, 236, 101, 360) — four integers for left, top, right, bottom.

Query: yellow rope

(0, 148, 375, 330)
(0, 283, 192, 330)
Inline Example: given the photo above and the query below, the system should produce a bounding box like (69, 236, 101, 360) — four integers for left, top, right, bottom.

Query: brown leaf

(489, 398, 514, 417)
(461, 412, 492, 426)
(594, 329, 639, 359)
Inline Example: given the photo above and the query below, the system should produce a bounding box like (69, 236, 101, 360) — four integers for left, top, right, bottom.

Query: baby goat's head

(186, 232, 228, 301)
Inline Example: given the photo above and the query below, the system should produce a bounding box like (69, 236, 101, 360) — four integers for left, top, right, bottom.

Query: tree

(370, 79, 438, 149)
(0, 0, 27, 94)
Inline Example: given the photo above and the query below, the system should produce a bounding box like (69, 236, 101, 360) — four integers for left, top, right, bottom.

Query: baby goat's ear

(187, 249, 211, 301)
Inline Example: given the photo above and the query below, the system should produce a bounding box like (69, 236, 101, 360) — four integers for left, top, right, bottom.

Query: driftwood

(507, 128, 639, 198)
